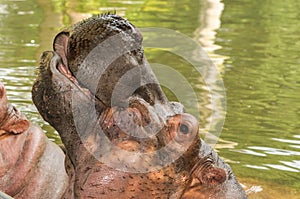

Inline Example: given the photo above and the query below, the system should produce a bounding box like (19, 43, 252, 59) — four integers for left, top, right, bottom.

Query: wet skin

(32, 14, 247, 199)
(0, 82, 68, 199)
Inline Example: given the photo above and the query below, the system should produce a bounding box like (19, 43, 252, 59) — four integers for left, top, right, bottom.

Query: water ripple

(232, 149, 266, 157)
(280, 160, 300, 170)
(272, 138, 300, 145)
(248, 146, 300, 156)
(244, 165, 269, 170)
(263, 164, 299, 172)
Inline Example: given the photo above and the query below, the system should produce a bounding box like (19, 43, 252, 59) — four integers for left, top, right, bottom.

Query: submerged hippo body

(0, 82, 68, 198)
(32, 14, 247, 198)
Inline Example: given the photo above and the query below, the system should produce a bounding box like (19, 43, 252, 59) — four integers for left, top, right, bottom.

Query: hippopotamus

(32, 14, 247, 198)
(0, 82, 68, 198)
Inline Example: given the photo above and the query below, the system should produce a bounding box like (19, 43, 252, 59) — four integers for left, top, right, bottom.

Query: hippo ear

(1, 106, 30, 135)
(191, 156, 227, 187)
(53, 31, 69, 66)
(0, 83, 30, 135)
(2, 118, 30, 135)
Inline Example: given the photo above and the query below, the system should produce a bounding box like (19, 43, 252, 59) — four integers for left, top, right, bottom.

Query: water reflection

(196, 0, 227, 68)
(193, 0, 228, 146)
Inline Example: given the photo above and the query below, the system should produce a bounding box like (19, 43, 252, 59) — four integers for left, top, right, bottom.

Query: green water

(0, 0, 299, 198)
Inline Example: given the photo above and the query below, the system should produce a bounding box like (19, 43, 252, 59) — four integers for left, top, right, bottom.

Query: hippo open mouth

(34, 13, 199, 158)
(32, 14, 247, 199)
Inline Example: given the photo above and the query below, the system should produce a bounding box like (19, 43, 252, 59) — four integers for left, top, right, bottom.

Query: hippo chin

(32, 14, 247, 199)
(0, 82, 68, 198)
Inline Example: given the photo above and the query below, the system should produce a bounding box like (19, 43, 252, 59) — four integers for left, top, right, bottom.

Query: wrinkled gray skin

(32, 14, 247, 199)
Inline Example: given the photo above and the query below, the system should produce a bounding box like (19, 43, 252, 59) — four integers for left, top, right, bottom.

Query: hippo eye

(166, 113, 198, 144)
(179, 124, 189, 134)
(174, 121, 195, 143)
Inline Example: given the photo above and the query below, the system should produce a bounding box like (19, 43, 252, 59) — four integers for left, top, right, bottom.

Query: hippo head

(32, 14, 247, 198)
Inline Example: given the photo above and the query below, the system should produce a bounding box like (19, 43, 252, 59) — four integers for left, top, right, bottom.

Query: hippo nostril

(179, 124, 189, 134)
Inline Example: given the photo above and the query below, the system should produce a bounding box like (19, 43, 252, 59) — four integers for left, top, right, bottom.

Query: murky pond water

(0, 0, 299, 198)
